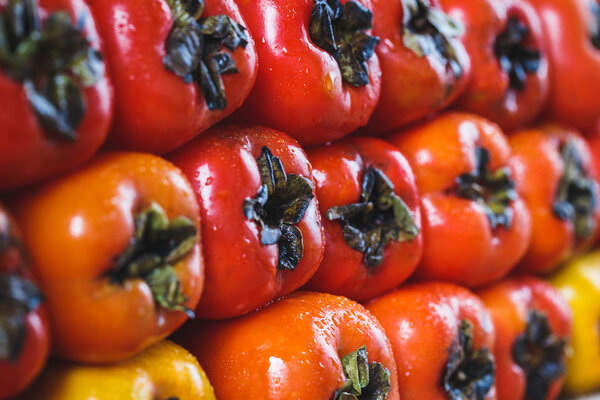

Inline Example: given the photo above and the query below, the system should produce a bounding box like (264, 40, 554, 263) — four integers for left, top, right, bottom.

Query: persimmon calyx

(494, 17, 541, 90)
(333, 346, 391, 400)
(310, 0, 380, 86)
(0, 274, 44, 362)
(109, 201, 197, 318)
(513, 310, 567, 400)
(443, 319, 495, 400)
(164, 0, 248, 111)
(0, 0, 103, 141)
(326, 166, 419, 268)
(455, 146, 517, 230)
(553, 140, 598, 239)
(402, 0, 465, 78)
(244, 146, 314, 271)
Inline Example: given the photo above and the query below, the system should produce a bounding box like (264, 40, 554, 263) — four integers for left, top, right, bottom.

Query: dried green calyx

(402, 0, 464, 78)
(443, 319, 495, 400)
(310, 0, 379, 86)
(0, 274, 44, 363)
(455, 146, 517, 230)
(513, 310, 568, 400)
(108, 202, 197, 317)
(0, 0, 104, 141)
(590, 0, 600, 50)
(326, 166, 419, 268)
(243, 147, 314, 272)
(494, 17, 541, 90)
(333, 346, 391, 400)
(553, 140, 598, 239)
(163, 0, 248, 111)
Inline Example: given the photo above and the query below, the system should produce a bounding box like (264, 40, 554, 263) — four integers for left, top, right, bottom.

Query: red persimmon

(88, 0, 257, 153)
(478, 276, 572, 400)
(0, 0, 113, 191)
(234, 0, 381, 145)
(167, 124, 325, 319)
(303, 136, 422, 301)
(388, 112, 532, 287)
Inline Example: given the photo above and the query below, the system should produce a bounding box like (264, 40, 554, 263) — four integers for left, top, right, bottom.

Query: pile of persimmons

(2, 0, 600, 399)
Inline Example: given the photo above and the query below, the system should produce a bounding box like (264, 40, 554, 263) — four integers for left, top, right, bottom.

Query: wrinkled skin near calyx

(362, 0, 471, 135)
(441, 0, 549, 132)
(233, 0, 382, 146)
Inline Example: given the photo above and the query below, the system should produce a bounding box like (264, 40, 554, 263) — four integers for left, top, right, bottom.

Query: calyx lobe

(326, 166, 419, 268)
(455, 146, 517, 230)
(164, 0, 248, 111)
(310, 0, 379, 86)
(402, 0, 465, 78)
(108, 201, 197, 317)
(513, 309, 567, 400)
(443, 319, 495, 400)
(0, 274, 44, 362)
(494, 17, 541, 90)
(244, 147, 314, 272)
(333, 346, 391, 400)
(553, 140, 598, 239)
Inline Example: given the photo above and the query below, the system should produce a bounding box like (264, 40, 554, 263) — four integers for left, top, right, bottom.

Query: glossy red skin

(0, 207, 50, 399)
(89, 0, 257, 154)
(9, 152, 203, 363)
(176, 291, 400, 400)
(387, 112, 532, 288)
(303, 136, 423, 301)
(366, 282, 496, 400)
(362, 0, 471, 135)
(478, 276, 572, 400)
(509, 125, 600, 274)
(528, 0, 600, 132)
(233, 0, 381, 146)
(167, 124, 325, 319)
(442, 0, 549, 132)
(0, 0, 113, 191)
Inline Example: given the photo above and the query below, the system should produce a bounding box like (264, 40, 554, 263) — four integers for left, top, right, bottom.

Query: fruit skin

(175, 291, 400, 400)
(303, 136, 423, 302)
(233, 0, 381, 146)
(362, 0, 471, 135)
(387, 112, 532, 288)
(528, 0, 600, 132)
(0, 204, 50, 399)
(167, 124, 325, 319)
(19, 340, 216, 400)
(88, 0, 257, 154)
(366, 282, 497, 400)
(441, 0, 549, 132)
(0, 0, 113, 191)
(9, 152, 203, 363)
(477, 275, 573, 400)
(550, 251, 600, 395)
(509, 125, 600, 274)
